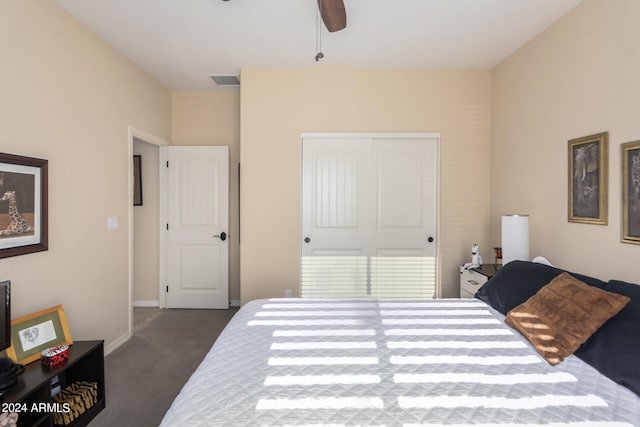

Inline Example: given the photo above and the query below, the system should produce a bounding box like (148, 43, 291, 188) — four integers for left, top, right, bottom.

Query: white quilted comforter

(161, 298, 640, 426)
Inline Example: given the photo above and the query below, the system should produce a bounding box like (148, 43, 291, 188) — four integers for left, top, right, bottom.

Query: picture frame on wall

(6, 305, 73, 365)
(568, 132, 608, 225)
(622, 140, 640, 244)
(0, 152, 48, 259)
(133, 155, 143, 206)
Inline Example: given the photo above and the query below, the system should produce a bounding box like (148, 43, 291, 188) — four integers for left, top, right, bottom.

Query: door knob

(304, 237, 311, 243)
(214, 232, 227, 241)
(427, 236, 434, 243)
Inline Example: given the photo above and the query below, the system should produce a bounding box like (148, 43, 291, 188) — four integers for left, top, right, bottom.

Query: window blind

(301, 256, 436, 298)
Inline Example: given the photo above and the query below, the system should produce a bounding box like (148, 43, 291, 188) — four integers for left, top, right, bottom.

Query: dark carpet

(89, 307, 238, 426)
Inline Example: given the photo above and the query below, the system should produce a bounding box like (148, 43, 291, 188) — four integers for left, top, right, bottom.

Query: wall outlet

(284, 289, 292, 298)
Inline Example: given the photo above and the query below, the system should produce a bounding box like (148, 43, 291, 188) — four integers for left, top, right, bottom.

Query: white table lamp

(501, 214, 529, 265)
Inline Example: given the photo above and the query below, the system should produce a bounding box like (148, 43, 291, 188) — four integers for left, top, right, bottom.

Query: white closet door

(301, 138, 372, 297)
(301, 135, 438, 298)
(370, 139, 437, 297)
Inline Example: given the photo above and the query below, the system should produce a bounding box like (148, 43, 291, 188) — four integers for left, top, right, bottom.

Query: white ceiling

(54, 0, 582, 91)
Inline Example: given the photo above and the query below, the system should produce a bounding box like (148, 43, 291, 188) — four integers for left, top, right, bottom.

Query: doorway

(301, 133, 439, 298)
(127, 127, 168, 342)
(132, 138, 161, 307)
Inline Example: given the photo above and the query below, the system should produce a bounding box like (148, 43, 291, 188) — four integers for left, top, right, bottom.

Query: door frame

(127, 126, 168, 341)
(299, 132, 442, 298)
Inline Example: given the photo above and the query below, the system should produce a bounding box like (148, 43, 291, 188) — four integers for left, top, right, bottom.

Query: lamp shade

(501, 214, 529, 265)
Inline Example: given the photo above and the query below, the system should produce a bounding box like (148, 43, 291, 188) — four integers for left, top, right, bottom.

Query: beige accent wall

(171, 91, 241, 302)
(133, 139, 160, 304)
(0, 1, 170, 349)
(240, 66, 492, 303)
(491, 0, 639, 282)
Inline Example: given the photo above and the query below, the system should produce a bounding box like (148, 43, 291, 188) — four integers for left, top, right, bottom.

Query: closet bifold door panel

(301, 134, 438, 298)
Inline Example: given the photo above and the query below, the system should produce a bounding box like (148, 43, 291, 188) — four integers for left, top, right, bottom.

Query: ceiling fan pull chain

(315, 0, 324, 61)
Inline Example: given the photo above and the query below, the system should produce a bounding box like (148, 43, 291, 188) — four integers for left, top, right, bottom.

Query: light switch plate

(108, 216, 119, 230)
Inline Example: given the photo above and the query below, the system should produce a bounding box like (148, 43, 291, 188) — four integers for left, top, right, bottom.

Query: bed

(161, 262, 640, 426)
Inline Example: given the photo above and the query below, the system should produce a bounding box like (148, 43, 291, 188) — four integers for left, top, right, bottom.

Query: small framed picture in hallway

(133, 154, 143, 206)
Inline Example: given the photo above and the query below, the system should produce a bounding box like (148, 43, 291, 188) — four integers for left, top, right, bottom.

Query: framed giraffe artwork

(622, 140, 640, 244)
(0, 152, 48, 259)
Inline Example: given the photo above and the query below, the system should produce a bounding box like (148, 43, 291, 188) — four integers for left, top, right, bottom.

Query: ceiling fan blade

(318, 0, 346, 32)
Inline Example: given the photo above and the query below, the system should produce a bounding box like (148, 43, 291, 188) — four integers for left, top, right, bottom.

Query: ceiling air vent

(210, 74, 240, 87)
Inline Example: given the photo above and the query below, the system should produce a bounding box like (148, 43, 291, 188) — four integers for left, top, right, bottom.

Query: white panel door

(301, 139, 372, 297)
(165, 146, 229, 309)
(301, 135, 438, 298)
(370, 139, 437, 297)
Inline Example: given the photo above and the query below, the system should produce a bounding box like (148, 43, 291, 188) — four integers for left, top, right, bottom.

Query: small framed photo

(622, 140, 640, 244)
(0, 152, 48, 258)
(568, 132, 608, 224)
(133, 155, 143, 206)
(6, 305, 73, 365)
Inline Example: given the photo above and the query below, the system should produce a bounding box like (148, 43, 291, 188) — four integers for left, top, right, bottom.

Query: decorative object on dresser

(40, 344, 70, 368)
(459, 264, 500, 298)
(6, 305, 73, 366)
(501, 214, 529, 265)
(492, 246, 502, 267)
(461, 243, 482, 270)
(568, 131, 608, 224)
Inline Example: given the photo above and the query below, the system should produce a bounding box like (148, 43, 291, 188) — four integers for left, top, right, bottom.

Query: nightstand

(460, 264, 500, 298)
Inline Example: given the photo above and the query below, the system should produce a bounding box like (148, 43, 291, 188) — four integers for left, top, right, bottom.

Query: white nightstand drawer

(460, 269, 488, 298)
(460, 287, 476, 298)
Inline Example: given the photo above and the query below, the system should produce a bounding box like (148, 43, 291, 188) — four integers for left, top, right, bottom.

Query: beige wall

(491, 0, 639, 282)
(133, 139, 160, 304)
(0, 1, 170, 349)
(171, 91, 241, 302)
(240, 66, 492, 303)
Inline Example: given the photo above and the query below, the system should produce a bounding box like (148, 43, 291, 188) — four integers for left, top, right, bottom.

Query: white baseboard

(104, 330, 131, 356)
(133, 300, 160, 307)
(136, 299, 238, 307)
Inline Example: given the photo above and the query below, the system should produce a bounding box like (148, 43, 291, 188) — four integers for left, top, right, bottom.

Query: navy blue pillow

(575, 279, 640, 397)
(474, 260, 607, 315)
(475, 261, 564, 314)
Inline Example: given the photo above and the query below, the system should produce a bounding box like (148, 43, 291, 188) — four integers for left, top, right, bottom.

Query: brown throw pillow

(505, 272, 629, 365)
